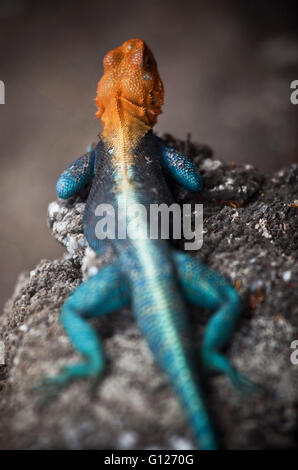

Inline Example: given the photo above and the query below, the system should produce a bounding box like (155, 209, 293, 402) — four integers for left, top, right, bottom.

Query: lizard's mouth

(146, 107, 161, 125)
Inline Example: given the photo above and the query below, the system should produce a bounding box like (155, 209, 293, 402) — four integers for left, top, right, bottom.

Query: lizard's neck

(100, 96, 152, 155)
(100, 96, 152, 189)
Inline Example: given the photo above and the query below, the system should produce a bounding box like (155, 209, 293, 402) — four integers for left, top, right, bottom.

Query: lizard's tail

(128, 251, 218, 450)
(171, 364, 218, 450)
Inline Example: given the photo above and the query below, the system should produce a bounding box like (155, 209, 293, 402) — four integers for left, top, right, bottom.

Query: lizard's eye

(143, 55, 152, 71)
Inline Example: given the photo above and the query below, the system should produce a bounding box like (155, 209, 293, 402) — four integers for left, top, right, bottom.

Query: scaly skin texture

(38, 39, 256, 450)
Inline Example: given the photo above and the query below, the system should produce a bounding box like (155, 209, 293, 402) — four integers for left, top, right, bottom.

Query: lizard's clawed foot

(32, 372, 70, 407)
(228, 368, 260, 396)
(32, 362, 102, 407)
(201, 351, 260, 396)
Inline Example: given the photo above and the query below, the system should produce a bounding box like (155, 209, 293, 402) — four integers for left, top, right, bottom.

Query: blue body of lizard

(38, 39, 255, 450)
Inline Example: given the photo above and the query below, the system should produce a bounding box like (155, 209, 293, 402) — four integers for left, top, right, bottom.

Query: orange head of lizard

(95, 38, 164, 131)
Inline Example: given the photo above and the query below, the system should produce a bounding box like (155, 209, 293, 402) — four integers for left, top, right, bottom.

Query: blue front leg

(56, 149, 96, 199)
(160, 143, 202, 191)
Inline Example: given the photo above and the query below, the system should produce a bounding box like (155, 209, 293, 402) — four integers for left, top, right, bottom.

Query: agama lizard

(37, 39, 255, 450)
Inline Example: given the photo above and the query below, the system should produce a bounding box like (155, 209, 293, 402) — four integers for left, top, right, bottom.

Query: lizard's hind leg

(34, 261, 130, 398)
(173, 251, 257, 394)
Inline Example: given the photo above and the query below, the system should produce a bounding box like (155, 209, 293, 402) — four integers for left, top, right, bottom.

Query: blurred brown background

(0, 0, 297, 310)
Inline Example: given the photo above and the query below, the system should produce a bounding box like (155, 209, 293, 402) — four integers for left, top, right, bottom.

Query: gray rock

(0, 137, 297, 449)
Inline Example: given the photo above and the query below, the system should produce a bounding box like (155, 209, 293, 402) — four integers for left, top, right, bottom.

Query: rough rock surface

(0, 136, 297, 450)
